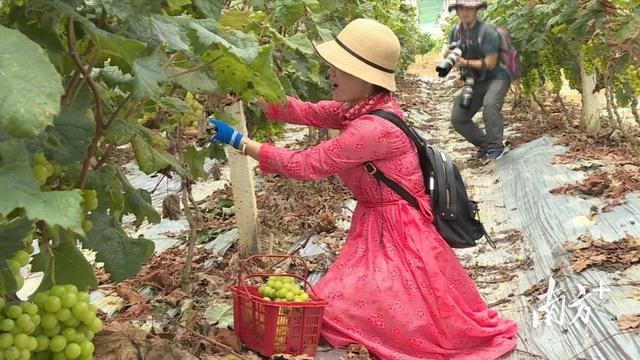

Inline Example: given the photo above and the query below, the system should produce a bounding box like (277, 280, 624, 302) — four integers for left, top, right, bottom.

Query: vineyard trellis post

(226, 101, 260, 257)
(579, 53, 601, 135)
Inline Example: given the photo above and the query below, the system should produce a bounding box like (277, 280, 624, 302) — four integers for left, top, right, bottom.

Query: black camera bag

(364, 110, 495, 249)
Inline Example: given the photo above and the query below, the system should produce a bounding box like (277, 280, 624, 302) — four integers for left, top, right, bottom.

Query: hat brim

(313, 40, 396, 92)
(448, 3, 488, 12)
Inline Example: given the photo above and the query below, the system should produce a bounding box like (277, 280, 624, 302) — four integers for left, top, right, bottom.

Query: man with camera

(440, 0, 511, 160)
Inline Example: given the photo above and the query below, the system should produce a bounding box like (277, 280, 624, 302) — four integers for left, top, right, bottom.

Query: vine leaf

(130, 135, 186, 176)
(193, 0, 223, 20)
(0, 25, 63, 138)
(116, 169, 161, 228)
(185, 145, 208, 180)
(0, 140, 84, 234)
(0, 218, 33, 264)
(132, 51, 170, 98)
(44, 104, 96, 165)
(31, 238, 98, 292)
(84, 213, 155, 282)
(209, 45, 285, 102)
(150, 16, 191, 52)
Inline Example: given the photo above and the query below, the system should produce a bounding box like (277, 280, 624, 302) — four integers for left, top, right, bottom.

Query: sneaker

(486, 147, 505, 160)
(486, 141, 510, 160)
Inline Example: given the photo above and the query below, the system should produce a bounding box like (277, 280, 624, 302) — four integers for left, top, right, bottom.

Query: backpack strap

(428, 147, 449, 215)
(364, 162, 419, 209)
(477, 21, 487, 49)
(453, 23, 461, 43)
(364, 110, 424, 210)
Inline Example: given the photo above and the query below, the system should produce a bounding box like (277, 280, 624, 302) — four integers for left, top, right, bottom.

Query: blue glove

(208, 118, 244, 149)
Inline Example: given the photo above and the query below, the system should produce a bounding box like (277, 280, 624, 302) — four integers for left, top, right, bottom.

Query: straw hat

(313, 18, 400, 92)
(448, 0, 488, 12)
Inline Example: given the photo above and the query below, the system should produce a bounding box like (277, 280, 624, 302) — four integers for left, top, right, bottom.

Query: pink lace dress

(259, 93, 518, 360)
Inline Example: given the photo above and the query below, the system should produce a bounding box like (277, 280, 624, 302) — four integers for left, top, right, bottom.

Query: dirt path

(396, 72, 640, 360)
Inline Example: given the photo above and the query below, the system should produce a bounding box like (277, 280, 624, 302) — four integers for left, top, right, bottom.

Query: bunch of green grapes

(258, 276, 310, 302)
(627, 65, 640, 96)
(540, 47, 563, 93)
(32, 285, 101, 359)
(179, 92, 204, 128)
(136, 111, 157, 126)
(581, 39, 603, 76)
(0, 298, 40, 360)
(521, 69, 541, 97)
(79, 190, 98, 233)
(32, 153, 53, 187)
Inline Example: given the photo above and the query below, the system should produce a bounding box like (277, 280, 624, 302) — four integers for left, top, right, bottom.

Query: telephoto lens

(460, 77, 475, 108)
(436, 48, 463, 78)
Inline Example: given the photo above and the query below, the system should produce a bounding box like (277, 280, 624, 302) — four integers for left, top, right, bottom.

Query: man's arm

(456, 54, 498, 71)
(455, 24, 500, 71)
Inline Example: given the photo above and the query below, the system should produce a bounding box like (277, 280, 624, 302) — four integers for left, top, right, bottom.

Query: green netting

(418, 0, 445, 26)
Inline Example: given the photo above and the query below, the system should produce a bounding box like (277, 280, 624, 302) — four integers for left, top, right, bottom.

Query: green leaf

(11, 7, 66, 67)
(159, 97, 193, 114)
(132, 52, 169, 98)
(31, 238, 98, 292)
(0, 218, 33, 264)
(150, 16, 191, 52)
(0, 25, 63, 138)
(84, 213, 154, 282)
(167, 0, 191, 13)
(101, 0, 163, 21)
(0, 140, 84, 233)
(130, 135, 186, 175)
(185, 145, 208, 180)
(205, 303, 233, 328)
(168, 66, 219, 93)
(104, 116, 146, 146)
(189, 23, 259, 62)
(316, 27, 334, 42)
(44, 105, 95, 165)
(86, 166, 125, 219)
(28, 0, 144, 65)
(0, 268, 18, 297)
(277, 32, 314, 55)
(193, 0, 223, 20)
(84, 25, 148, 72)
(25, 0, 69, 30)
(97, 65, 135, 89)
(219, 9, 253, 30)
(614, 15, 640, 41)
(207, 143, 227, 160)
(209, 45, 285, 102)
(273, 0, 305, 27)
(115, 169, 161, 228)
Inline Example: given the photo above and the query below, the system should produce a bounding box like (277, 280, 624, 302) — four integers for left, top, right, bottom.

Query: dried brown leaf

(618, 315, 640, 330)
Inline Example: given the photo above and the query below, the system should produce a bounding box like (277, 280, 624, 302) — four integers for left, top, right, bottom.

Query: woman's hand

(208, 118, 244, 149)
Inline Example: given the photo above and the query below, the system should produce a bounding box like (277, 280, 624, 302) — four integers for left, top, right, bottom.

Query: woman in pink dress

(210, 18, 518, 360)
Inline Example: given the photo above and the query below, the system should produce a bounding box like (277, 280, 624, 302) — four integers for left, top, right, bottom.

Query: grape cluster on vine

(540, 47, 563, 93)
(0, 284, 102, 360)
(627, 65, 640, 96)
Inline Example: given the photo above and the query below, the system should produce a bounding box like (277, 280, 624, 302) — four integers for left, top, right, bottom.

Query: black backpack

(365, 110, 495, 249)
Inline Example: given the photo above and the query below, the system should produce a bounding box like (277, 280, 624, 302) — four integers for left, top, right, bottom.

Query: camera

(460, 76, 474, 108)
(435, 42, 464, 78)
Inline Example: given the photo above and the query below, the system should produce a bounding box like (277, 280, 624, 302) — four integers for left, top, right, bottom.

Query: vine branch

(175, 124, 199, 294)
(67, 17, 105, 189)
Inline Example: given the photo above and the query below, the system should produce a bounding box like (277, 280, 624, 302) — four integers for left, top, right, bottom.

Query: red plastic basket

(231, 254, 327, 357)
